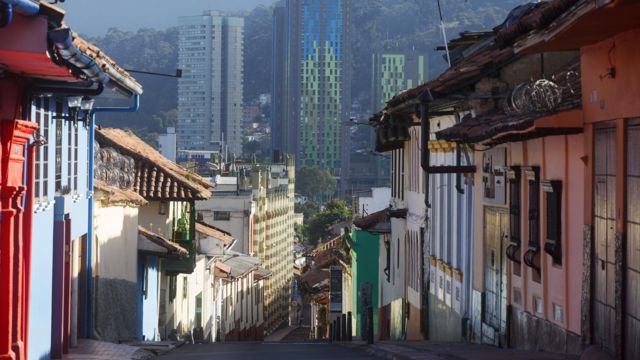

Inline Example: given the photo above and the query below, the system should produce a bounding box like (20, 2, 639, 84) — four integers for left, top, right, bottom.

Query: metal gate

(625, 122, 640, 359)
(593, 126, 617, 354)
(483, 207, 509, 345)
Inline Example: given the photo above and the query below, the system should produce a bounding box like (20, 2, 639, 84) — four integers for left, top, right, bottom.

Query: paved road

(157, 341, 371, 360)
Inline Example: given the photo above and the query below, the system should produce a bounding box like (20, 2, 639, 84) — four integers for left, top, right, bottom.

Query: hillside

(87, 0, 528, 145)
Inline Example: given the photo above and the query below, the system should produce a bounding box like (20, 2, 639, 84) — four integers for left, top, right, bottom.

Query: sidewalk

(62, 339, 154, 360)
(264, 325, 299, 341)
(343, 341, 580, 360)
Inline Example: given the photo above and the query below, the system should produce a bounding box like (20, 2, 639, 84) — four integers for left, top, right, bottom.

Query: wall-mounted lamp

(67, 96, 95, 126)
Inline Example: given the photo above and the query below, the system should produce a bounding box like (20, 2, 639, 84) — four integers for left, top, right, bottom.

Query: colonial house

(351, 208, 390, 339)
(369, 113, 426, 341)
(214, 252, 270, 341)
(368, 0, 640, 358)
(0, 1, 142, 359)
(197, 156, 296, 335)
(507, 1, 640, 358)
(93, 127, 213, 343)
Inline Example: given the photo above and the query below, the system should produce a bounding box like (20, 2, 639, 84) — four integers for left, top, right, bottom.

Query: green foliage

(86, 27, 179, 147)
(242, 138, 270, 162)
(305, 199, 352, 244)
(296, 167, 337, 199)
(294, 222, 306, 244)
(295, 200, 321, 221)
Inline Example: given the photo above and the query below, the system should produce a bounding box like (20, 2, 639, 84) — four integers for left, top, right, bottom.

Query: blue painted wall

(138, 254, 160, 341)
(27, 97, 91, 360)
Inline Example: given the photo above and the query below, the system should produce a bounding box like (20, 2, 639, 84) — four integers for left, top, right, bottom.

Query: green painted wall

(351, 229, 380, 337)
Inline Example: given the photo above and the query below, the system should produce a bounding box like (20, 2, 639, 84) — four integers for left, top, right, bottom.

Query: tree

(296, 167, 337, 200)
(305, 199, 352, 244)
(295, 200, 321, 221)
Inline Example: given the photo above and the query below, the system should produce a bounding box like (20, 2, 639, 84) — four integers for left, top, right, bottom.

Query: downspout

(21, 93, 35, 358)
(87, 94, 140, 338)
(418, 89, 433, 339)
(0, 0, 39, 28)
(0, 2, 12, 28)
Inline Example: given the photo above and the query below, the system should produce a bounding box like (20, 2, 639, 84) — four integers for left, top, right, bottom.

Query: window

(384, 238, 390, 282)
(524, 167, 541, 281)
(142, 257, 149, 299)
(55, 101, 63, 193)
(506, 166, 522, 273)
(169, 275, 177, 302)
(214, 211, 231, 221)
(543, 180, 562, 266)
(33, 97, 51, 203)
(182, 277, 188, 299)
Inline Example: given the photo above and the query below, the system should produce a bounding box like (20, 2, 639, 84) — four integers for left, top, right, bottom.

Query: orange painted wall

(581, 29, 640, 123)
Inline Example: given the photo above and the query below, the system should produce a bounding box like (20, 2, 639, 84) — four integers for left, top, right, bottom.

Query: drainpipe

(86, 94, 140, 338)
(0, 0, 39, 25)
(0, 2, 12, 28)
(418, 89, 433, 339)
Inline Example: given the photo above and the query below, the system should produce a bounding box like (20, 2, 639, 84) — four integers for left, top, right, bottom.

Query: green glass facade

(272, 0, 351, 178)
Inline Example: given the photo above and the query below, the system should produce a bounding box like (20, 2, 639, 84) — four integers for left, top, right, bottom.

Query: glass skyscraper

(272, 0, 351, 180)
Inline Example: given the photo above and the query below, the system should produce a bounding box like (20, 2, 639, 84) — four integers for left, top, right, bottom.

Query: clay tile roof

(353, 208, 391, 233)
(436, 61, 582, 145)
(72, 33, 143, 95)
(301, 268, 330, 290)
(380, 0, 579, 111)
(195, 221, 234, 247)
(138, 226, 188, 256)
(94, 179, 147, 206)
(494, 0, 580, 48)
(96, 128, 212, 201)
(219, 252, 263, 278)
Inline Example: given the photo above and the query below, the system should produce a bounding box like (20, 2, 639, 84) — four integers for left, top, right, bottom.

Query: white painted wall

(93, 202, 139, 282)
(196, 193, 253, 254)
(356, 187, 391, 216)
(159, 127, 177, 162)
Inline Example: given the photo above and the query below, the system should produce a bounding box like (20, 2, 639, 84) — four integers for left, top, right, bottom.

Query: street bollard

(347, 311, 353, 341)
(336, 316, 341, 342)
(367, 306, 374, 344)
(341, 313, 347, 341)
(329, 322, 334, 343)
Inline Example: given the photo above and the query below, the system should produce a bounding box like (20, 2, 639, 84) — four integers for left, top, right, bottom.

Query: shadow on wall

(93, 210, 139, 342)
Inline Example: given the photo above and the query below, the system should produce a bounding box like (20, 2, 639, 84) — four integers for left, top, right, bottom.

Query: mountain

(87, 0, 528, 145)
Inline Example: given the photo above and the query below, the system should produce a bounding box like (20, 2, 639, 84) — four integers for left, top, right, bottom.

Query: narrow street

(157, 342, 371, 360)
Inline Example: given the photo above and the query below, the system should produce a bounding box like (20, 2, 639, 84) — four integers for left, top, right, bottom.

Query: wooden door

(625, 122, 640, 359)
(483, 207, 509, 344)
(593, 126, 617, 354)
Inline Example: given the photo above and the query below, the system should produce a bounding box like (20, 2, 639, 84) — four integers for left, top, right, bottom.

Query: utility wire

(436, 0, 452, 67)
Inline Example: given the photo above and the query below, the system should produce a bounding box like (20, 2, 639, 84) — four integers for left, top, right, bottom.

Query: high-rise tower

(272, 0, 351, 182)
(177, 11, 244, 157)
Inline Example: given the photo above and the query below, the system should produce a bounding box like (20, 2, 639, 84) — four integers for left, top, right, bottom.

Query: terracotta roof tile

(138, 226, 188, 256)
(96, 128, 212, 201)
(195, 221, 234, 247)
(94, 179, 147, 206)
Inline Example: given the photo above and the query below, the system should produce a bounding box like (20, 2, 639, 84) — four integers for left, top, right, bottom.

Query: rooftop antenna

(436, 0, 452, 67)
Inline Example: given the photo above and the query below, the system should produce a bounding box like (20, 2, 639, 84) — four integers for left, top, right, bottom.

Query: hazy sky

(58, 0, 277, 36)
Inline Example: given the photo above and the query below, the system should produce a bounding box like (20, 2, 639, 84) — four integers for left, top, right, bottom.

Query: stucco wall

(93, 202, 139, 342)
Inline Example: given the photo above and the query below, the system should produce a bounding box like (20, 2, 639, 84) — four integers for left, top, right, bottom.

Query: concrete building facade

(177, 11, 244, 157)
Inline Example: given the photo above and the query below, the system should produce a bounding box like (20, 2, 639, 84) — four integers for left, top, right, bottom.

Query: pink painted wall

(581, 29, 640, 123)
(505, 133, 584, 335)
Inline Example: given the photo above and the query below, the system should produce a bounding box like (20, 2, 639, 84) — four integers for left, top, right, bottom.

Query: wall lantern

(67, 96, 95, 126)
